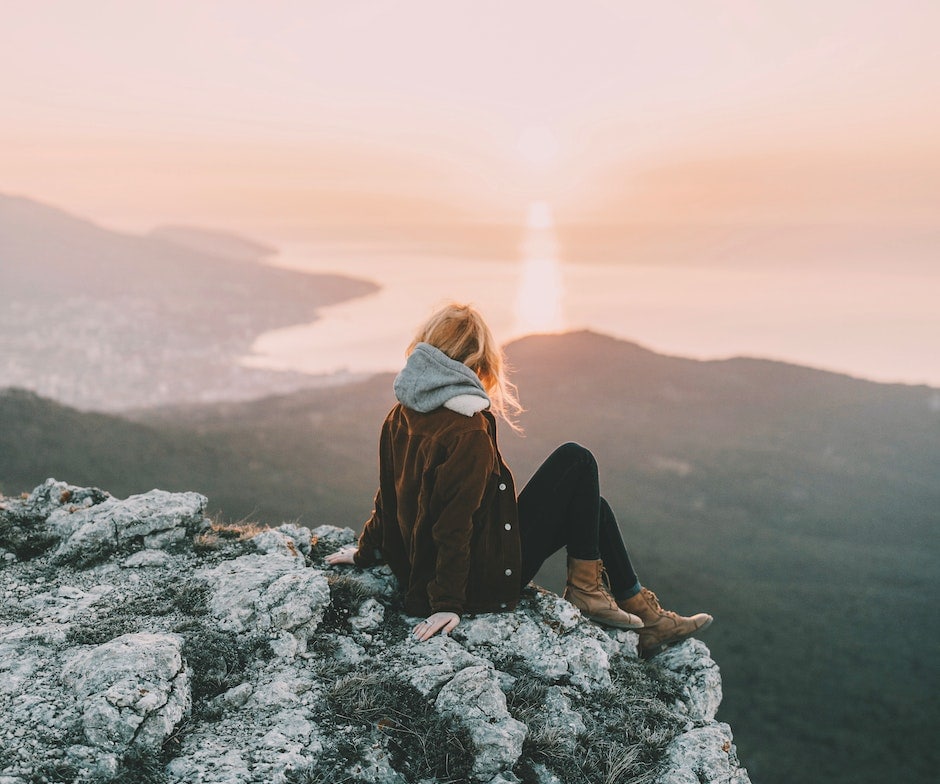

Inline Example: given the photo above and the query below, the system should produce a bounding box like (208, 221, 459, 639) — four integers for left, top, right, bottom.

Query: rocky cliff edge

(0, 480, 750, 784)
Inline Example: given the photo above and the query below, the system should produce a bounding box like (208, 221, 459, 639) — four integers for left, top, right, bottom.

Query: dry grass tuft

(193, 512, 272, 554)
(208, 518, 270, 541)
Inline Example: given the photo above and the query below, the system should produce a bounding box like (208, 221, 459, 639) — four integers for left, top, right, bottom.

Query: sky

(2, 0, 939, 233)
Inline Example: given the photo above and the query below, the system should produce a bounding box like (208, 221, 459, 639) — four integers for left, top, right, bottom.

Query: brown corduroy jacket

(353, 404, 521, 616)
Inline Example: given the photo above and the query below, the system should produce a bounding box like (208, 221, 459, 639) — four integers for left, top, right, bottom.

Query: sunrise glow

(513, 201, 566, 336)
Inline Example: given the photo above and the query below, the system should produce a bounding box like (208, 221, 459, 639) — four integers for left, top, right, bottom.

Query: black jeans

(517, 442, 640, 600)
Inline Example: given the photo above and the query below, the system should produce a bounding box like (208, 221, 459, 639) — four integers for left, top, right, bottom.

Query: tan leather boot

(563, 556, 644, 629)
(618, 587, 713, 658)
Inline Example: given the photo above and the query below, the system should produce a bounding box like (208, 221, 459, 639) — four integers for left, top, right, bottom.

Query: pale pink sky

(1, 0, 939, 232)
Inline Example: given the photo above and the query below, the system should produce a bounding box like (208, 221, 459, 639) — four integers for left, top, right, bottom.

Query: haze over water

(242, 208, 940, 387)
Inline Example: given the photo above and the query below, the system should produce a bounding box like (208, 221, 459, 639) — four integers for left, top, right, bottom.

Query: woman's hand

(325, 545, 357, 566)
(412, 612, 460, 641)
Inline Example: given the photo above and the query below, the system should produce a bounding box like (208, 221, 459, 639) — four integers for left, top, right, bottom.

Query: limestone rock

(0, 642, 43, 697)
(396, 633, 490, 696)
(0, 480, 750, 784)
(455, 594, 615, 691)
(166, 741, 253, 784)
(62, 632, 190, 753)
(122, 549, 173, 568)
(350, 597, 385, 634)
(657, 638, 723, 723)
(166, 668, 322, 784)
(251, 529, 305, 560)
(310, 523, 357, 551)
(0, 479, 109, 559)
(22, 479, 111, 519)
(540, 687, 586, 753)
(199, 553, 330, 648)
(435, 665, 527, 779)
(49, 489, 207, 566)
(658, 723, 750, 784)
(274, 523, 314, 555)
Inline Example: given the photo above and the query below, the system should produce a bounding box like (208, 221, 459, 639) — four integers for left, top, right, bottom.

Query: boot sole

(640, 617, 714, 659)
(563, 588, 644, 629)
(584, 614, 644, 630)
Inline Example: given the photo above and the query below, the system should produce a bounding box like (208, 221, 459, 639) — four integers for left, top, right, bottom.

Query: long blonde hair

(408, 302, 523, 431)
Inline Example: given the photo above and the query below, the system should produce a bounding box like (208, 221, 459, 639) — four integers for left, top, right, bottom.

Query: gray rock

(0, 479, 108, 560)
(435, 665, 527, 780)
(62, 632, 190, 753)
(0, 643, 42, 696)
(528, 763, 565, 784)
(220, 683, 254, 709)
(275, 523, 314, 555)
(329, 634, 368, 667)
(199, 553, 330, 649)
(310, 524, 357, 550)
(251, 529, 305, 560)
(487, 774, 523, 784)
(122, 549, 173, 568)
(49, 489, 206, 565)
(23, 479, 111, 518)
(166, 742, 253, 784)
(344, 742, 409, 784)
(657, 723, 751, 784)
(64, 744, 121, 781)
(540, 686, 586, 752)
(350, 597, 385, 634)
(349, 562, 399, 599)
(394, 632, 489, 696)
(268, 630, 301, 659)
(0, 481, 750, 784)
(456, 603, 613, 691)
(657, 638, 723, 723)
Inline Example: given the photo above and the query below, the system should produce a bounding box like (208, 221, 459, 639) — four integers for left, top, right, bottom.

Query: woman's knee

(550, 441, 597, 469)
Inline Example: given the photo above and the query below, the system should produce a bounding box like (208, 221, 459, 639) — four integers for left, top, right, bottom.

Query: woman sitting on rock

(326, 303, 711, 658)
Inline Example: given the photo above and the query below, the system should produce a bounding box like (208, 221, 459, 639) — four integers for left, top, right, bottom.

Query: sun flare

(513, 200, 565, 336)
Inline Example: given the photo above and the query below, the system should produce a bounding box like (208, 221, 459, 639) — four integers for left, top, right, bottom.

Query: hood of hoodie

(393, 342, 491, 416)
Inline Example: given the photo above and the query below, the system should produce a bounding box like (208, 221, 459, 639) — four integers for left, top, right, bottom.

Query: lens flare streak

(513, 201, 566, 335)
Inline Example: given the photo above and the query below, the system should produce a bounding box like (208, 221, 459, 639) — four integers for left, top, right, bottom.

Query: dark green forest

(2, 331, 938, 784)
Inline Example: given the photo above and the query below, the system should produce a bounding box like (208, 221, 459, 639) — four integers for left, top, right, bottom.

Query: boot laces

(642, 588, 680, 620)
(599, 566, 618, 605)
(641, 587, 663, 610)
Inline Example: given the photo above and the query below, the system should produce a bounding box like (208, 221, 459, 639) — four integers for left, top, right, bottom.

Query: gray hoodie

(393, 342, 491, 416)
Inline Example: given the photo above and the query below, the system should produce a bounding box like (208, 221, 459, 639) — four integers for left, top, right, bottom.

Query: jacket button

(499, 483, 507, 491)
(504, 568, 513, 576)
(504, 523, 512, 531)
(500, 602, 507, 609)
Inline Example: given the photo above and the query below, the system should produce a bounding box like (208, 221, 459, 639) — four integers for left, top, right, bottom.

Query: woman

(326, 303, 712, 658)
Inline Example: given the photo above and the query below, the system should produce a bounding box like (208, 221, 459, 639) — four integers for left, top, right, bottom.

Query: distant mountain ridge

(0, 193, 377, 410)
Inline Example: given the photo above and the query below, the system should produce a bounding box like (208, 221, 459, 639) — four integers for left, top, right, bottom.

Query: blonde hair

(408, 302, 523, 431)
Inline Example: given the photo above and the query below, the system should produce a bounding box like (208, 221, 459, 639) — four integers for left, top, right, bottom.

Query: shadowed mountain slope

(2, 331, 938, 783)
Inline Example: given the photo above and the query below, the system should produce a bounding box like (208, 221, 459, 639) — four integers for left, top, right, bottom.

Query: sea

(239, 220, 940, 387)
